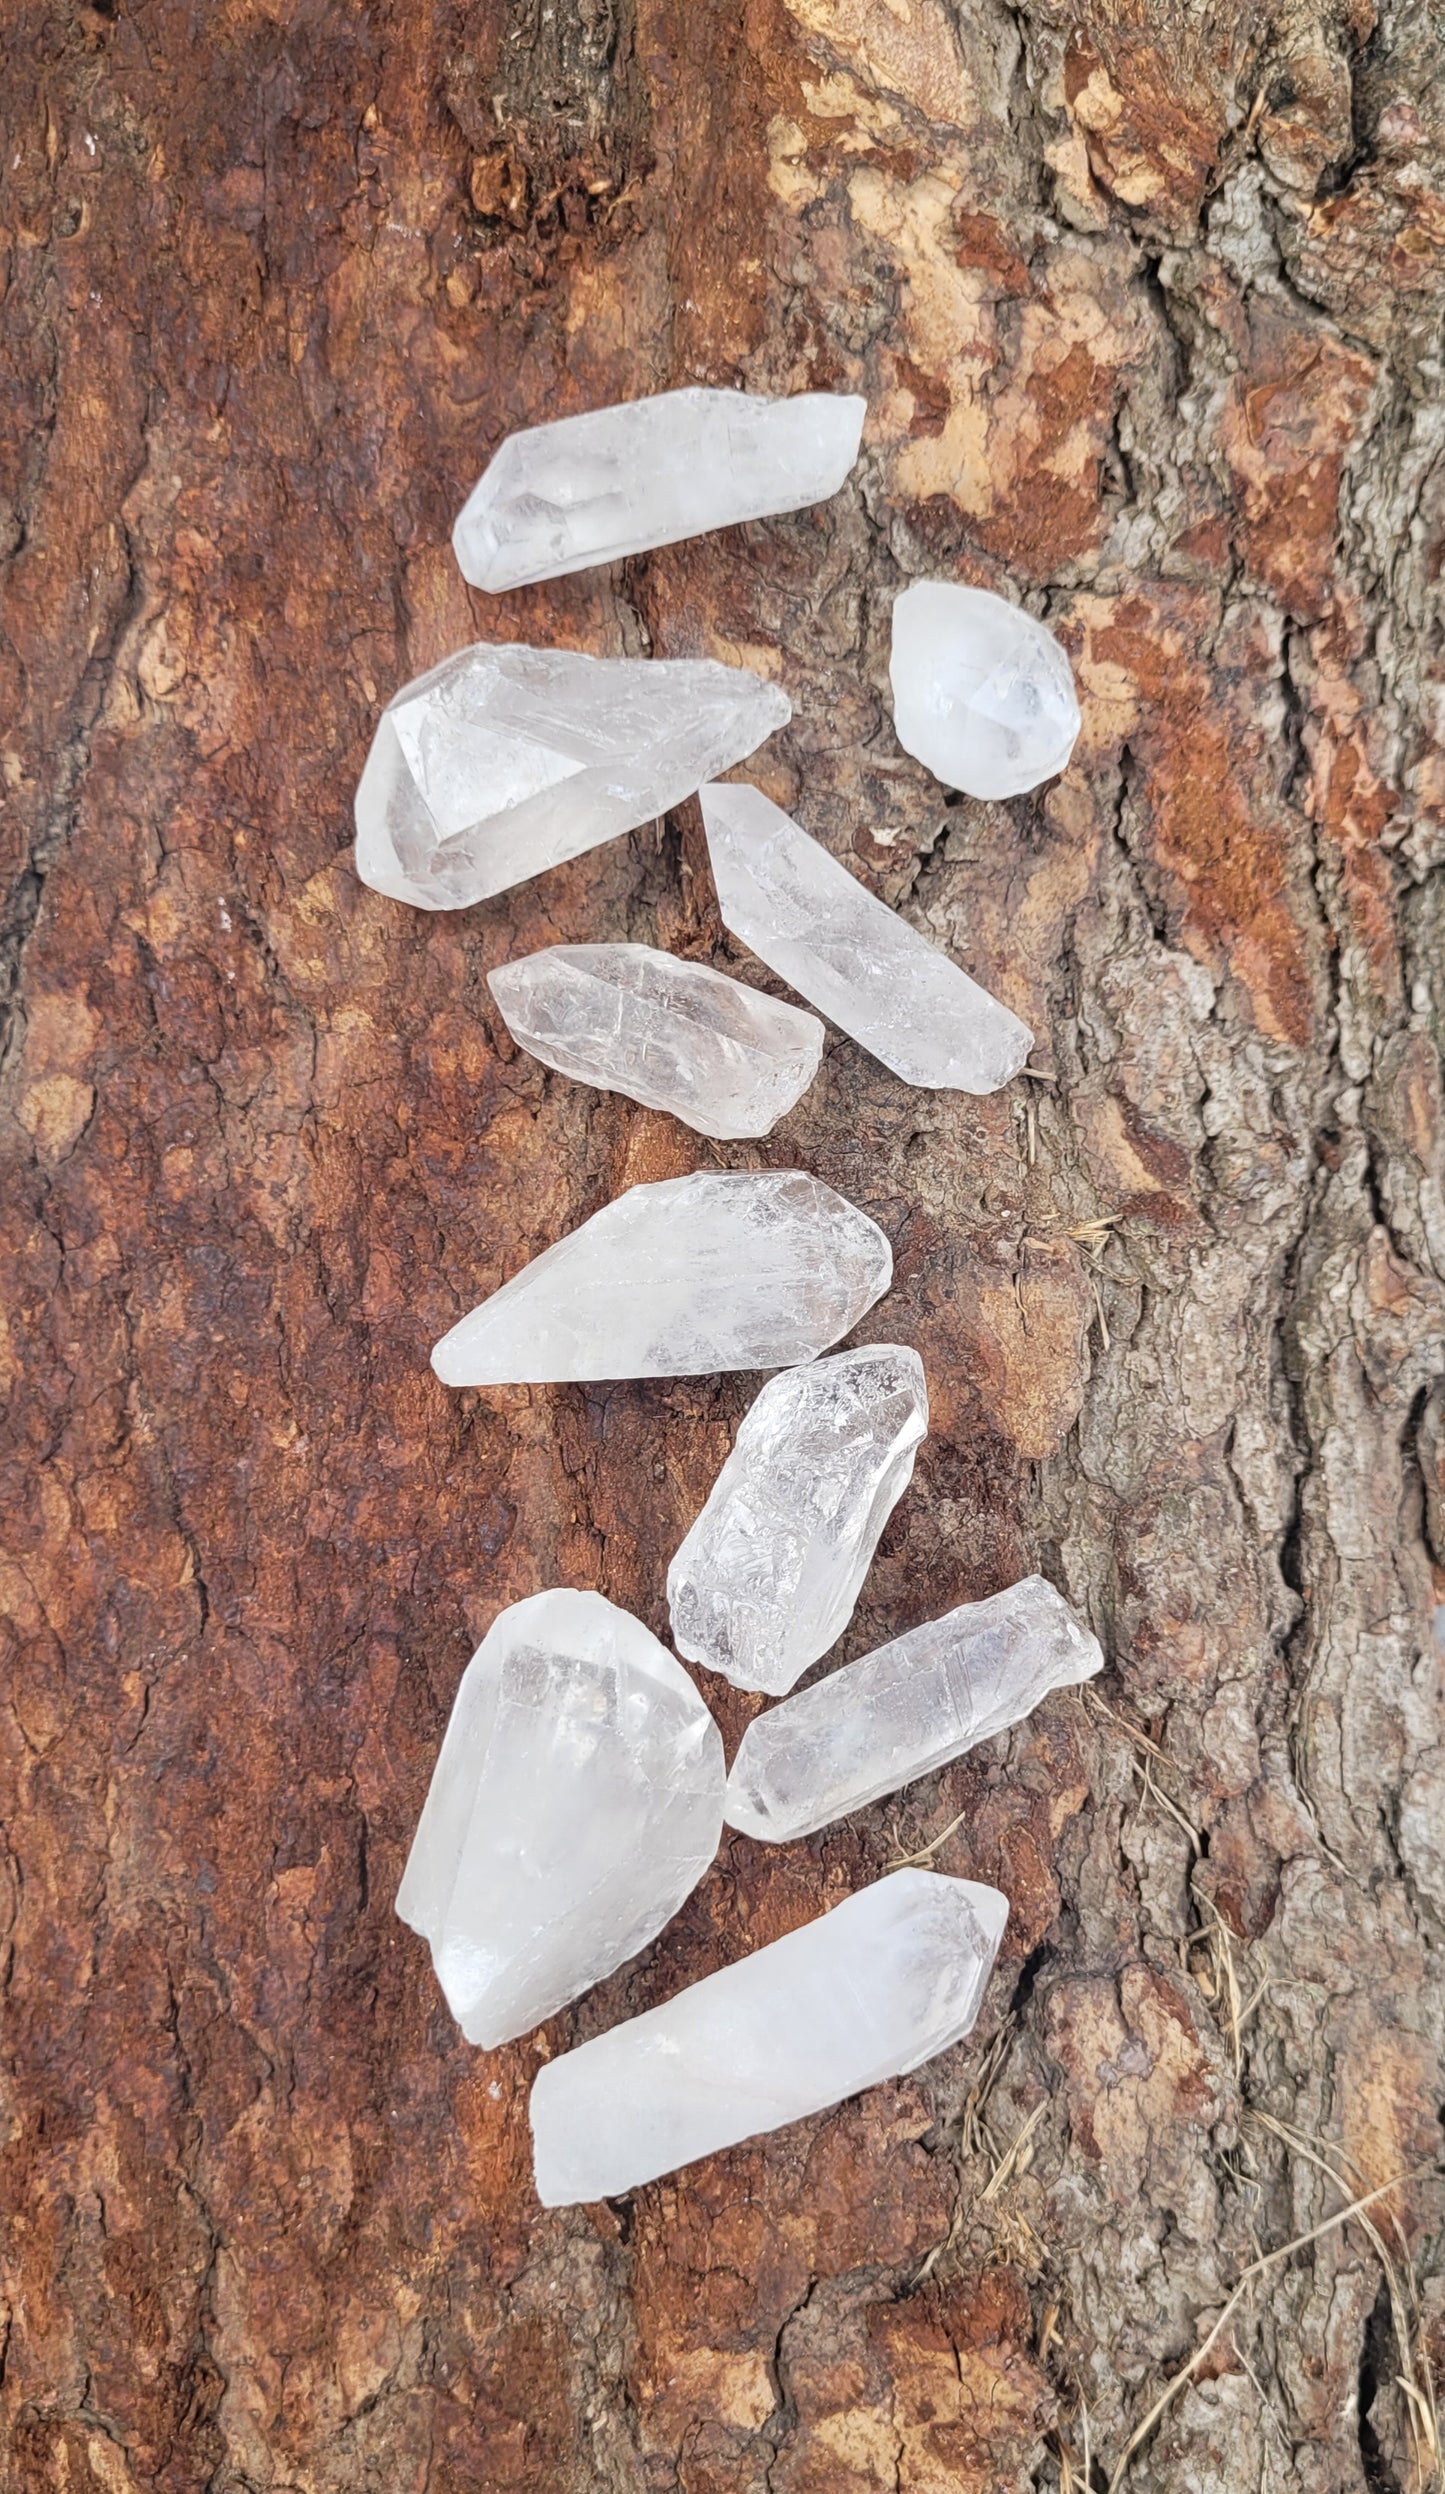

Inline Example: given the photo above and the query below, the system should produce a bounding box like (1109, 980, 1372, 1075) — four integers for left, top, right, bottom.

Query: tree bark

(3, 0, 1444, 2487)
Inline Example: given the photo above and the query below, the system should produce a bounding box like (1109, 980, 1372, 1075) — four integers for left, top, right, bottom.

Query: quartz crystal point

(395, 1590, 724, 2049)
(355, 643, 790, 912)
(488, 943, 824, 1140)
(668, 1346, 928, 1695)
(453, 388, 866, 591)
(700, 781, 1032, 1093)
(725, 1575, 1102, 1844)
(431, 1170, 892, 1386)
(889, 581, 1080, 800)
(531, 1868, 1007, 2203)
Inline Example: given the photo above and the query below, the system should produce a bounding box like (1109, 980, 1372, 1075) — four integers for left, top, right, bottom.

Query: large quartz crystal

(668, 1345, 928, 1695)
(488, 943, 824, 1140)
(395, 1590, 724, 2048)
(700, 781, 1032, 1093)
(452, 388, 866, 591)
(431, 1170, 892, 1386)
(531, 1868, 1007, 2202)
(355, 644, 790, 912)
(725, 1575, 1102, 1843)
(889, 582, 1080, 799)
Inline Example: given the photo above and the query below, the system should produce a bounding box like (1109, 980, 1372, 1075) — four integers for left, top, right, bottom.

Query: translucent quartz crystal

(668, 1345, 928, 1695)
(488, 943, 824, 1141)
(889, 582, 1080, 800)
(431, 1170, 892, 1386)
(531, 1868, 1006, 2202)
(355, 643, 790, 912)
(700, 782, 1032, 1094)
(725, 1575, 1102, 1843)
(453, 387, 866, 591)
(395, 1591, 724, 2048)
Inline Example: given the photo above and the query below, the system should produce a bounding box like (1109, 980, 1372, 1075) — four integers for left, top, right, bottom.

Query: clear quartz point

(724, 1574, 1102, 1843)
(355, 643, 790, 912)
(668, 1345, 928, 1695)
(889, 581, 1080, 799)
(452, 387, 866, 590)
(430, 1170, 892, 1386)
(530, 1868, 1008, 2203)
(395, 1590, 725, 2049)
(700, 781, 1032, 1093)
(488, 943, 824, 1140)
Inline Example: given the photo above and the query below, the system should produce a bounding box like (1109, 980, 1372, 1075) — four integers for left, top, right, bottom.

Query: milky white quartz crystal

(725, 1575, 1102, 1844)
(431, 1170, 892, 1386)
(453, 388, 866, 591)
(395, 1590, 724, 2048)
(531, 1868, 1006, 2202)
(668, 1346, 928, 1695)
(487, 943, 824, 1140)
(889, 582, 1080, 799)
(700, 781, 1032, 1093)
(355, 643, 790, 912)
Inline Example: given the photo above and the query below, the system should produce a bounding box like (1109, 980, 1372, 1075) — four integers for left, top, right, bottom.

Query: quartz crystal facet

(668, 1345, 928, 1694)
(453, 388, 866, 591)
(531, 1868, 1007, 2203)
(488, 943, 824, 1140)
(431, 1170, 892, 1386)
(889, 581, 1080, 799)
(395, 1590, 725, 2049)
(725, 1575, 1102, 1844)
(355, 644, 790, 912)
(700, 781, 1032, 1093)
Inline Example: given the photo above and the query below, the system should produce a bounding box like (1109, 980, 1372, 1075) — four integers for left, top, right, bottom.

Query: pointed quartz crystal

(889, 582, 1080, 799)
(530, 1868, 1008, 2203)
(700, 782, 1032, 1094)
(488, 943, 824, 1140)
(453, 388, 866, 591)
(355, 643, 790, 912)
(431, 1170, 892, 1386)
(724, 1575, 1102, 1844)
(395, 1590, 724, 2048)
(668, 1345, 928, 1695)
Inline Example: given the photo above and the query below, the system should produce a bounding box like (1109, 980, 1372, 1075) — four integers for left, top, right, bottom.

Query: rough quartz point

(431, 1170, 892, 1386)
(488, 943, 824, 1140)
(889, 581, 1080, 799)
(668, 1345, 928, 1695)
(395, 1590, 724, 2049)
(700, 780, 1032, 1093)
(531, 1868, 1007, 2203)
(725, 1574, 1102, 1844)
(453, 388, 866, 591)
(355, 643, 790, 912)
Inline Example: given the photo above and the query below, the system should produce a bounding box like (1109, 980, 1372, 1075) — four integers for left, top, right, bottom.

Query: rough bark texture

(3, 0, 1445, 2487)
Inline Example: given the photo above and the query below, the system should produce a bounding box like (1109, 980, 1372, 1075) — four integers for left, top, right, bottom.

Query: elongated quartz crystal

(668, 1346, 928, 1694)
(395, 1590, 724, 2049)
(700, 781, 1032, 1093)
(453, 388, 866, 591)
(355, 643, 790, 912)
(531, 1868, 1006, 2202)
(889, 581, 1080, 799)
(488, 943, 824, 1140)
(724, 1575, 1102, 1843)
(431, 1170, 892, 1386)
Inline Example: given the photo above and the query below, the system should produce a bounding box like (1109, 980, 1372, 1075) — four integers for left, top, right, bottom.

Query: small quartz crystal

(488, 943, 824, 1140)
(355, 643, 790, 912)
(725, 1574, 1102, 1843)
(700, 781, 1032, 1093)
(668, 1345, 928, 1694)
(453, 388, 866, 591)
(531, 1868, 1007, 2203)
(431, 1170, 892, 1386)
(889, 582, 1080, 799)
(396, 1590, 724, 2049)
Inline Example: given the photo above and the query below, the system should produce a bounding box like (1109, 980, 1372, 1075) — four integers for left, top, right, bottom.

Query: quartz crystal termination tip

(889, 581, 1081, 800)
